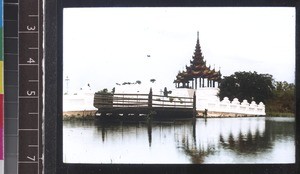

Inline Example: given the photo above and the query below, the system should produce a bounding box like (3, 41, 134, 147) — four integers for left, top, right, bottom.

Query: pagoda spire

(174, 31, 222, 89)
(196, 31, 201, 49)
(191, 31, 204, 65)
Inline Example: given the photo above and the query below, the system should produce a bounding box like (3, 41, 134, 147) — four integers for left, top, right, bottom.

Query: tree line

(218, 71, 295, 115)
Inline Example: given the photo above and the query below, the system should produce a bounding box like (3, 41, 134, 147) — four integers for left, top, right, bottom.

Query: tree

(150, 79, 156, 83)
(96, 88, 108, 94)
(218, 71, 274, 103)
(266, 81, 295, 113)
(136, 80, 141, 84)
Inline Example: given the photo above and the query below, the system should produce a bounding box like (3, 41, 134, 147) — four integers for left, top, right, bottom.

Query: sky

(63, 7, 295, 93)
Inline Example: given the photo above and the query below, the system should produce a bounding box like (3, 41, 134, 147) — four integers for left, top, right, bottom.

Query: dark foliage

(266, 81, 295, 114)
(150, 79, 156, 83)
(136, 80, 141, 84)
(218, 71, 274, 103)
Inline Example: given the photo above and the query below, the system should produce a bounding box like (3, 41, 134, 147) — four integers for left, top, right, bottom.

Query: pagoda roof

(174, 32, 222, 83)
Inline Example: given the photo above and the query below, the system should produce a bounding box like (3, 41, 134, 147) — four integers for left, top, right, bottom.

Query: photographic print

(62, 7, 295, 164)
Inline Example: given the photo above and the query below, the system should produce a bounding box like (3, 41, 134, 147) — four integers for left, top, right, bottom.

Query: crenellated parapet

(172, 88, 266, 117)
(197, 96, 266, 116)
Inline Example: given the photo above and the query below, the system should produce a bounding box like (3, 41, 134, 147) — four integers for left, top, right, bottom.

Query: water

(63, 117, 295, 164)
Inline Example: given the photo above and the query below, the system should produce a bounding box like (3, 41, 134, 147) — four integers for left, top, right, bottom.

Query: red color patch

(0, 94, 3, 128)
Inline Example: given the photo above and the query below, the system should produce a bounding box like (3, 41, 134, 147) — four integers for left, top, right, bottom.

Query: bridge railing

(93, 89, 195, 109)
(152, 94, 194, 108)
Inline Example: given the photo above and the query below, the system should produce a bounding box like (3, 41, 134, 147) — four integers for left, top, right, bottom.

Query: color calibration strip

(4, 0, 19, 173)
(0, 0, 3, 173)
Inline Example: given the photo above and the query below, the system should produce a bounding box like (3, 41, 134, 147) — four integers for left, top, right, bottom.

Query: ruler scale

(4, 0, 43, 173)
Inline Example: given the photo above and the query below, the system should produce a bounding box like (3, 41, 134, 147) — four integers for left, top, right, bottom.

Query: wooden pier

(93, 89, 196, 120)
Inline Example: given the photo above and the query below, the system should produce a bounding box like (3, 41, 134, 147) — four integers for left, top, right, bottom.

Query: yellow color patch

(0, 61, 3, 94)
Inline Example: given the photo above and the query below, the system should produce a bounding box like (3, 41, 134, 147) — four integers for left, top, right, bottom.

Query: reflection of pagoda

(174, 32, 221, 89)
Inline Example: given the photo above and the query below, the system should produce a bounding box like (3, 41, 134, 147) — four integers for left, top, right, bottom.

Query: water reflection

(147, 122, 152, 147)
(218, 129, 270, 153)
(63, 117, 295, 164)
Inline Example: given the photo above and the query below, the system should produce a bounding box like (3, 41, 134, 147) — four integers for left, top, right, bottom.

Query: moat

(63, 117, 294, 164)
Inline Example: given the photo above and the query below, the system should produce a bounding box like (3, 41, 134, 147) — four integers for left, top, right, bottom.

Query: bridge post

(148, 88, 153, 108)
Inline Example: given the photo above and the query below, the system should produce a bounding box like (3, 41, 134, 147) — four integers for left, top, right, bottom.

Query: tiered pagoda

(174, 32, 222, 89)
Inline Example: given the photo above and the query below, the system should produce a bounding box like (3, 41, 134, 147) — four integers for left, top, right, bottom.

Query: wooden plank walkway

(93, 89, 196, 120)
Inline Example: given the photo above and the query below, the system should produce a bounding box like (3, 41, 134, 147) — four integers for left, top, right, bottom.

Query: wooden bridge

(93, 89, 196, 120)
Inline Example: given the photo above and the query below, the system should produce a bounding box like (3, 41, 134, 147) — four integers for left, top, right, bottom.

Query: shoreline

(265, 112, 294, 117)
(63, 110, 97, 121)
(63, 110, 294, 121)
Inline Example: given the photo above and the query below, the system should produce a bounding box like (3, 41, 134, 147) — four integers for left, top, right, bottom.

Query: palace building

(174, 32, 222, 89)
(172, 32, 265, 117)
(63, 32, 266, 118)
